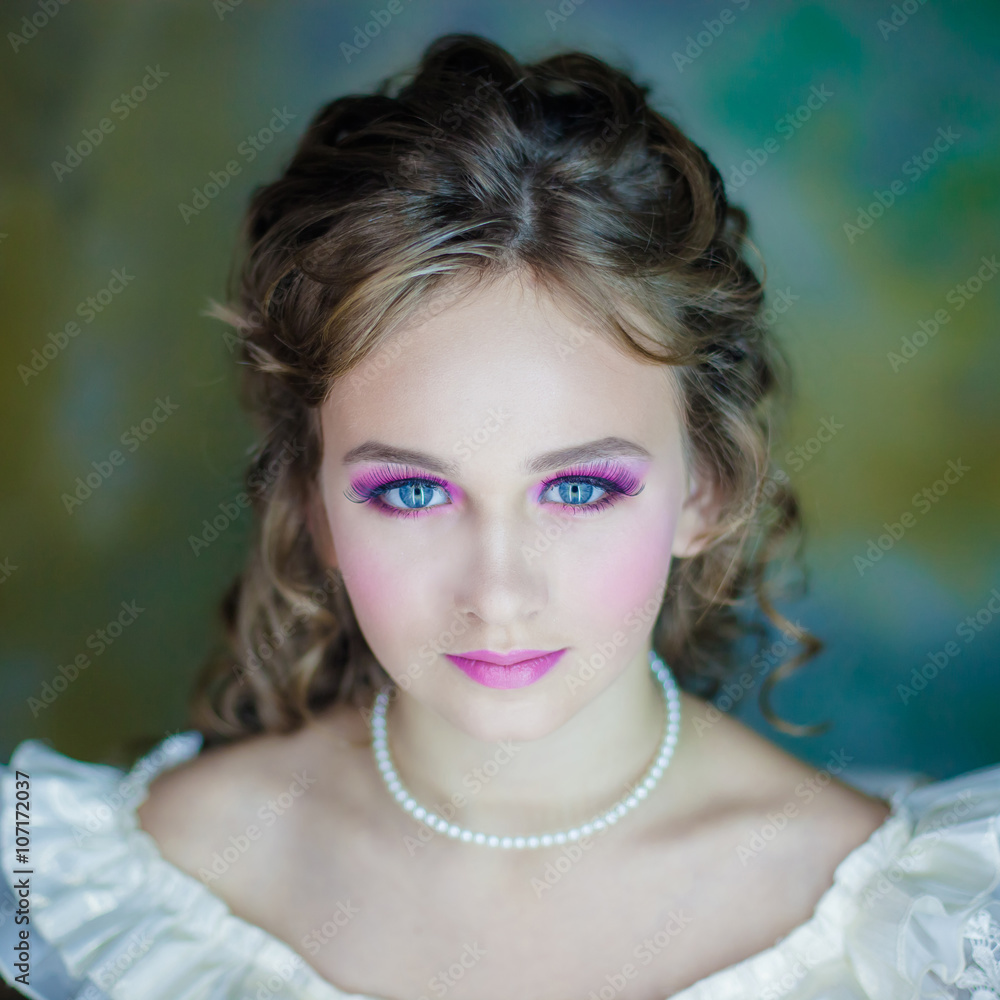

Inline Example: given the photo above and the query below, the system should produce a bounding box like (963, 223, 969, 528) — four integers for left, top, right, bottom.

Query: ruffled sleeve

(4, 732, 1000, 1000)
(669, 761, 1000, 1000)
(845, 760, 1000, 999)
(0, 734, 374, 1000)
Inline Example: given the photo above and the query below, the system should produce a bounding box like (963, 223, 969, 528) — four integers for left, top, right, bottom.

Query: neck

(381, 647, 675, 837)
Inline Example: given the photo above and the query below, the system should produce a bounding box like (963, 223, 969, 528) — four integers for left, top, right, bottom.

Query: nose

(452, 513, 549, 628)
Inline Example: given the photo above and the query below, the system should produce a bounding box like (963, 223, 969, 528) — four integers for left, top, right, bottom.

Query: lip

(455, 649, 558, 666)
(445, 649, 567, 689)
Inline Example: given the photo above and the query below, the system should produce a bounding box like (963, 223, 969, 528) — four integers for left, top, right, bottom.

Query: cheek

(329, 516, 445, 652)
(569, 506, 677, 629)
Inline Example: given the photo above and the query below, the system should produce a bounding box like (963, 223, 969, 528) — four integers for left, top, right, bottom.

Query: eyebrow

(342, 436, 653, 478)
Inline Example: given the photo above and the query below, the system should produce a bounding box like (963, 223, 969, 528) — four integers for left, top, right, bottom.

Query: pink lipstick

(445, 649, 567, 689)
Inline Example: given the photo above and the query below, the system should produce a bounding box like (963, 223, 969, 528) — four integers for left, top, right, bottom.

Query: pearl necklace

(370, 649, 681, 849)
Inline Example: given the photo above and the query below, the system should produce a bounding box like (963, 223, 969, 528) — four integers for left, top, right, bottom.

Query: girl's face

(312, 271, 715, 743)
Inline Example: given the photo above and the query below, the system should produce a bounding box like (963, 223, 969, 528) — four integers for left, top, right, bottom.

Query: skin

(308, 267, 716, 834)
(138, 269, 892, 998)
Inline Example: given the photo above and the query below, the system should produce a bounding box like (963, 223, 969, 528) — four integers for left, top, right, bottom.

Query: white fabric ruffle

(2, 731, 999, 1000)
(0, 733, 370, 1000)
(671, 760, 1000, 999)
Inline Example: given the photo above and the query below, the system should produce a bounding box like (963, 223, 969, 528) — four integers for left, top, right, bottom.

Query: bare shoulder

(649, 689, 893, 937)
(137, 699, 372, 888)
(676, 688, 892, 861)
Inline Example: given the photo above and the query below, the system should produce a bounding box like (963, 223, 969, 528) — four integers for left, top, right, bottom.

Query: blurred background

(1, 0, 997, 779)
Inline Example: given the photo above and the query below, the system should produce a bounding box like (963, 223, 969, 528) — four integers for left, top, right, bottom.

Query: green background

(1, 0, 998, 778)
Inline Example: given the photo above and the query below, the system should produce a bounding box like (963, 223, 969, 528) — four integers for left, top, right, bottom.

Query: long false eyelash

(538, 459, 646, 517)
(343, 464, 451, 505)
(344, 459, 646, 518)
(539, 459, 645, 499)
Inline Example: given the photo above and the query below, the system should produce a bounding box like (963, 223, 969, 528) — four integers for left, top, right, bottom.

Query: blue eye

(536, 461, 646, 516)
(345, 460, 645, 520)
(541, 480, 608, 507)
(377, 481, 449, 512)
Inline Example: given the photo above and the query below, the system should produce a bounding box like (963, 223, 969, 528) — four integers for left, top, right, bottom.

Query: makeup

(343, 457, 647, 519)
(445, 648, 567, 689)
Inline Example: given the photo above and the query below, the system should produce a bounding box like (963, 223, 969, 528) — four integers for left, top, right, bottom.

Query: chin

(438, 682, 577, 745)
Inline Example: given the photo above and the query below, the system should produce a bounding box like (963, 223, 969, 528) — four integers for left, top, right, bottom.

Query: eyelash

(344, 460, 645, 520)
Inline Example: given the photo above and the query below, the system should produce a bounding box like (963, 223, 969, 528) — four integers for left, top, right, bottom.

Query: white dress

(1, 730, 999, 1000)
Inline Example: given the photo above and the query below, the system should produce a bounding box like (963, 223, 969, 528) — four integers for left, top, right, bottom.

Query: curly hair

(189, 32, 827, 747)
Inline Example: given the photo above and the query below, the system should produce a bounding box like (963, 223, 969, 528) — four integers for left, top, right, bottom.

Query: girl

(2, 33, 999, 1000)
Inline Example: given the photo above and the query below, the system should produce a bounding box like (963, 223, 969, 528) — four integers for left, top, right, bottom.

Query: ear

(305, 479, 337, 569)
(671, 470, 719, 559)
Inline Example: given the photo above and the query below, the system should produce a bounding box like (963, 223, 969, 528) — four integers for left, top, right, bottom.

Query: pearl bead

(369, 650, 681, 849)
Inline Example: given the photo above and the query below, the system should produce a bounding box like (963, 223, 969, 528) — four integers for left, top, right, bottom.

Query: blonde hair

(190, 33, 825, 746)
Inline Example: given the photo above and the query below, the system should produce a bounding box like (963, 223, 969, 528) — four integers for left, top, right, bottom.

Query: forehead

(322, 270, 682, 457)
